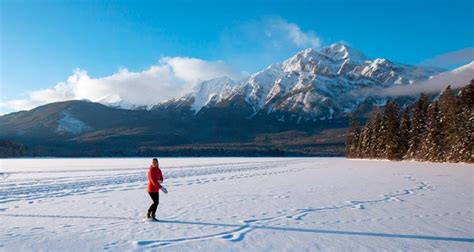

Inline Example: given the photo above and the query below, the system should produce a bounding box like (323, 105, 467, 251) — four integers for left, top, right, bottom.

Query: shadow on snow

(2, 213, 473, 243)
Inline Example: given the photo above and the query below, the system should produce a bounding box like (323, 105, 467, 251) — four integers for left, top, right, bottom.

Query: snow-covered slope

(189, 77, 238, 112)
(56, 110, 92, 134)
(0, 158, 472, 251)
(162, 43, 444, 120)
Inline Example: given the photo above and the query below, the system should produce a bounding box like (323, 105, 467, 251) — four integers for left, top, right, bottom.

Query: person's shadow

(2, 213, 473, 244)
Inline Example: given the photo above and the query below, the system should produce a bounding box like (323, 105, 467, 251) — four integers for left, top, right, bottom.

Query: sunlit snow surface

(0, 158, 473, 251)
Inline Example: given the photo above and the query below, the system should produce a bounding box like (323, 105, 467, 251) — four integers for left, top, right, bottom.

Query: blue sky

(0, 0, 473, 114)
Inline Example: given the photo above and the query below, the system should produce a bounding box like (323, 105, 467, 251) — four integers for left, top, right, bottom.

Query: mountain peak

(151, 42, 445, 117)
(282, 43, 369, 73)
(320, 43, 368, 63)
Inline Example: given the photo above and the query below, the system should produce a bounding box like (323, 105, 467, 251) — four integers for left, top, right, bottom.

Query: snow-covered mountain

(188, 76, 238, 112)
(157, 43, 443, 121)
(2, 48, 471, 156)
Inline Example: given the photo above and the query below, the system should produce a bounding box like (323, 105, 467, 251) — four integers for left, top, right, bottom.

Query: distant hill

(0, 99, 347, 157)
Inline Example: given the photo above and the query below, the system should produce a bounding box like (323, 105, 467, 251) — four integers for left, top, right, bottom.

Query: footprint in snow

(352, 204, 365, 210)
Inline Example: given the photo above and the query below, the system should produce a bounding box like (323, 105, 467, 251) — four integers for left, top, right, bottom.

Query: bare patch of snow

(56, 111, 92, 134)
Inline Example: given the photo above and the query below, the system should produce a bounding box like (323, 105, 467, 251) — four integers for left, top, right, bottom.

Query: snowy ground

(0, 158, 473, 251)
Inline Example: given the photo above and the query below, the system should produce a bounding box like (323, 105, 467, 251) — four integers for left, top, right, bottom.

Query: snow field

(0, 158, 473, 251)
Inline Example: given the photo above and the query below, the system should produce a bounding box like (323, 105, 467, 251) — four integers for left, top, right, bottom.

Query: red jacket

(147, 166, 163, 192)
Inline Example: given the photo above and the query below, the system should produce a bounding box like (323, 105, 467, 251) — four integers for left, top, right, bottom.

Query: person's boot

(146, 212, 151, 219)
(151, 214, 159, 221)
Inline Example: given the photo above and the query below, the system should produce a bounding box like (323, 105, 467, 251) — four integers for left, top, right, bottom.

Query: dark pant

(148, 192, 159, 217)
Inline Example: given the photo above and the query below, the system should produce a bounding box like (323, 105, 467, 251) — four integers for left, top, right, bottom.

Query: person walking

(146, 158, 163, 221)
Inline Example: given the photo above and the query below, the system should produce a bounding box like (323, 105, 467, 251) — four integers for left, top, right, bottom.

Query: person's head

(152, 158, 159, 168)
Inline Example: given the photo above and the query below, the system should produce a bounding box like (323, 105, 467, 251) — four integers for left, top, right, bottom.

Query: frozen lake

(0, 158, 473, 251)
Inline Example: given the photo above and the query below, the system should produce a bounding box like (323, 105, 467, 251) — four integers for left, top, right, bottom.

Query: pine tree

(345, 117, 361, 158)
(452, 80, 474, 163)
(420, 101, 445, 162)
(399, 106, 411, 157)
(380, 101, 402, 160)
(346, 80, 473, 163)
(359, 112, 375, 158)
(370, 108, 384, 158)
(358, 108, 380, 159)
(357, 123, 368, 158)
(406, 94, 429, 160)
(438, 85, 459, 161)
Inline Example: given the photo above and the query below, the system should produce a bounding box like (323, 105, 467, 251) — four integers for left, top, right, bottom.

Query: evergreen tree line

(346, 80, 473, 163)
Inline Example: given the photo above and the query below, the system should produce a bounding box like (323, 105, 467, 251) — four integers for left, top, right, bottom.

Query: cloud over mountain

(351, 61, 474, 97)
(0, 57, 245, 112)
(420, 48, 474, 69)
(218, 16, 322, 73)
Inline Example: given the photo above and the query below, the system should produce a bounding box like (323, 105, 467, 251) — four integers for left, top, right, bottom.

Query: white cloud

(218, 16, 321, 72)
(0, 17, 321, 114)
(0, 57, 245, 113)
(420, 48, 474, 69)
(267, 17, 320, 49)
(220, 16, 321, 50)
(163, 57, 241, 83)
(351, 61, 474, 97)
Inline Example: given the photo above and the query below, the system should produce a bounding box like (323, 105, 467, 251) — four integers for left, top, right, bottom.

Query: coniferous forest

(346, 80, 473, 163)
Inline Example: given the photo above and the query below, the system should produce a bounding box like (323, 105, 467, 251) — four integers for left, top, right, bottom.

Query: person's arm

(157, 169, 164, 184)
